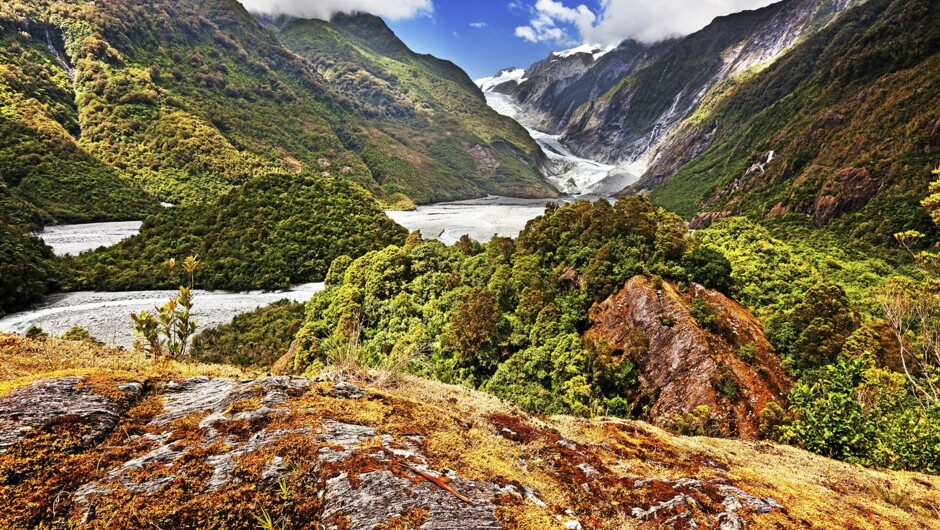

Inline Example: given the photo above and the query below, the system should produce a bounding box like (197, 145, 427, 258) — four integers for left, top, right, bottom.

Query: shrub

(667, 405, 718, 437)
(60, 327, 102, 345)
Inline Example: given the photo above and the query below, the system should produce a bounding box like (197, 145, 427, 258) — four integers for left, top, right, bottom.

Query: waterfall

(45, 28, 75, 82)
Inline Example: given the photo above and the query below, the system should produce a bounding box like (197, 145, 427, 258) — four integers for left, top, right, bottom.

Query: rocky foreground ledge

(0, 333, 938, 529)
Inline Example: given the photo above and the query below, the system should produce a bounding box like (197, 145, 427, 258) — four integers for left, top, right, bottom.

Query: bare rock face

(812, 166, 880, 225)
(586, 276, 791, 438)
(463, 143, 501, 175)
(688, 211, 733, 230)
(0, 376, 140, 449)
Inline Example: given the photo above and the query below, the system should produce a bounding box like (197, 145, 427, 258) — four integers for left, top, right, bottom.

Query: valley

(0, 0, 938, 528)
(481, 90, 626, 195)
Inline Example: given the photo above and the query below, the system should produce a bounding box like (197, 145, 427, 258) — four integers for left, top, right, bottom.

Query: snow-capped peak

(552, 44, 615, 61)
(475, 68, 528, 92)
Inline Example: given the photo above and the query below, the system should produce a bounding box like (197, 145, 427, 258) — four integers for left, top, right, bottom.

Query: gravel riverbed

(0, 284, 324, 348)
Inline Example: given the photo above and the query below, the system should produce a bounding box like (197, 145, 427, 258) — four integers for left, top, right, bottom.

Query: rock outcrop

(0, 376, 141, 449)
(586, 276, 791, 438)
(1, 333, 938, 529)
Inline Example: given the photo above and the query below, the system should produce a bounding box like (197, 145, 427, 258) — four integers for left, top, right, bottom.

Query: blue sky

(386, 2, 593, 79)
(242, 0, 781, 80)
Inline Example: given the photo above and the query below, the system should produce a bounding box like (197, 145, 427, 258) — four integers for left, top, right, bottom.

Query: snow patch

(476, 68, 527, 92)
(552, 44, 615, 61)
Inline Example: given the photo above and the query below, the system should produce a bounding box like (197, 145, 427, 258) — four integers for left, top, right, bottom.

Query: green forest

(0, 0, 937, 492)
(186, 183, 939, 473)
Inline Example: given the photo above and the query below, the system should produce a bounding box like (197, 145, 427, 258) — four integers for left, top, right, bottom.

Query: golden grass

(0, 332, 254, 397)
(1, 333, 938, 529)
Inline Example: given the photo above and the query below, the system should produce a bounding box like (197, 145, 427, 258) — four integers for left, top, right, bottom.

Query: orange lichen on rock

(0, 332, 938, 529)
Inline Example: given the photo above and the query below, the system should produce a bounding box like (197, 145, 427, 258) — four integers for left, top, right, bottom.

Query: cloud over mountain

(239, 0, 433, 21)
(514, 0, 778, 46)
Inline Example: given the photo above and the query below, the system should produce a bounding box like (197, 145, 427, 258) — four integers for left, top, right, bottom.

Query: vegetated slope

(639, 0, 940, 244)
(0, 25, 159, 225)
(66, 173, 407, 292)
(191, 299, 305, 369)
(271, 13, 555, 203)
(0, 0, 554, 209)
(0, 191, 56, 316)
(1, 332, 938, 529)
(288, 198, 796, 437)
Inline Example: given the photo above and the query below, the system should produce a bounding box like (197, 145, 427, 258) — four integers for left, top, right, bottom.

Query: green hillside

(273, 13, 554, 202)
(66, 173, 407, 292)
(644, 0, 940, 244)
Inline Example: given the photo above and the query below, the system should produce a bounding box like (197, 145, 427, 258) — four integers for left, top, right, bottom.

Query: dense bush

(293, 197, 732, 415)
(191, 299, 305, 368)
(0, 218, 56, 314)
(66, 173, 407, 291)
(782, 358, 940, 473)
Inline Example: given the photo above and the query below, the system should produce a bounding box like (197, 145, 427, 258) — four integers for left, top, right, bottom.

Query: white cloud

(239, 0, 434, 21)
(513, 0, 594, 45)
(469, 22, 488, 28)
(513, 0, 778, 46)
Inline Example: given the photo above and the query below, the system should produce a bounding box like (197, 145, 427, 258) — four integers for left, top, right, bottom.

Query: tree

(785, 283, 859, 374)
(132, 256, 201, 357)
(881, 167, 940, 409)
(443, 288, 501, 367)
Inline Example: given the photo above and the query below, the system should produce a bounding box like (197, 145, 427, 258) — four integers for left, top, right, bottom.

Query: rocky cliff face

(586, 276, 791, 439)
(561, 0, 856, 171)
(487, 40, 675, 134)
(1, 333, 939, 528)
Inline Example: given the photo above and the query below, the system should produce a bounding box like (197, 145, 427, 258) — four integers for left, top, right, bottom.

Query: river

(3, 196, 559, 346)
(0, 284, 324, 348)
(5, 91, 615, 346)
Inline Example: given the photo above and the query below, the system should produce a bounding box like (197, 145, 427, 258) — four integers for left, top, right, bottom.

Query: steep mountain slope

(562, 0, 857, 171)
(0, 0, 554, 212)
(638, 0, 940, 243)
(0, 22, 159, 225)
(483, 39, 676, 134)
(270, 14, 555, 202)
(2, 333, 939, 529)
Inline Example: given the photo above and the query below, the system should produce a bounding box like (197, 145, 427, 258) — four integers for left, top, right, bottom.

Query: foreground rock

(0, 376, 141, 449)
(586, 276, 792, 438)
(1, 333, 937, 529)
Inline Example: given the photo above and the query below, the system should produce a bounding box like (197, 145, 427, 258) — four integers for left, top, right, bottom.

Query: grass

(0, 332, 252, 397)
(1, 331, 939, 528)
(320, 319, 425, 390)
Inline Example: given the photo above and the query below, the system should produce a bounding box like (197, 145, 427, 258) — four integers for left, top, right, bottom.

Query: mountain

(488, 0, 939, 242)
(3, 332, 939, 529)
(482, 40, 676, 134)
(0, 0, 557, 308)
(637, 0, 940, 243)
(561, 0, 858, 172)
(266, 13, 555, 203)
(0, 0, 553, 211)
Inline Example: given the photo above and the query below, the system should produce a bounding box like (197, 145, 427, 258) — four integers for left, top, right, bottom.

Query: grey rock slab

(322, 470, 502, 530)
(0, 376, 131, 449)
(152, 376, 311, 426)
(328, 381, 365, 399)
